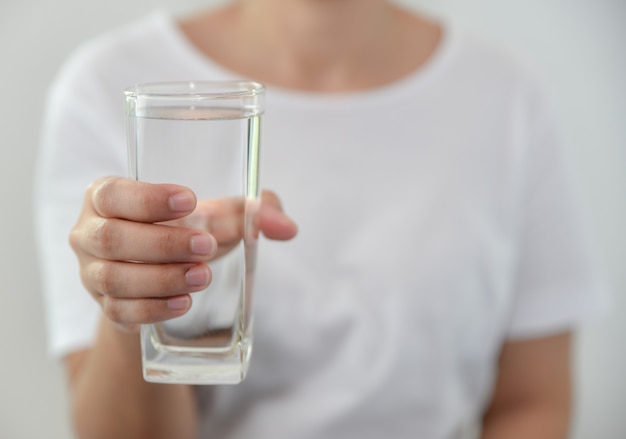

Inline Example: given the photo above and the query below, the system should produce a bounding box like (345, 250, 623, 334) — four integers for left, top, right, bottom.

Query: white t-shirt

(35, 10, 607, 439)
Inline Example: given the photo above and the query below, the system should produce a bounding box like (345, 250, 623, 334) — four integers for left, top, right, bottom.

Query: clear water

(127, 106, 261, 384)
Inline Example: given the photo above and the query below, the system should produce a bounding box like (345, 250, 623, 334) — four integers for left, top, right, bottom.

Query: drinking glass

(125, 81, 264, 384)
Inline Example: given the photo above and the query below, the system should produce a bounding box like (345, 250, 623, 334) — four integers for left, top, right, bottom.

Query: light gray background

(1, 0, 624, 438)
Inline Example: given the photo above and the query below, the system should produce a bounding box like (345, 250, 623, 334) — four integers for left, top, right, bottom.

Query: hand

(69, 177, 297, 332)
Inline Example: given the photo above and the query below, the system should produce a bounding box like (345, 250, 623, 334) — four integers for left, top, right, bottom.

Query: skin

(67, 178, 297, 439)
(482, 333, 572, 439)
(65, 1, 573, 438)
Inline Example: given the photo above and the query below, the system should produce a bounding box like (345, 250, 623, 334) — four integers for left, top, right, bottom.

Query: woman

(36, 0, 604, 438)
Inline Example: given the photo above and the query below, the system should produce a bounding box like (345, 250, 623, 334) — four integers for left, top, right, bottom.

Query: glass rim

(124, 80, 265, 100)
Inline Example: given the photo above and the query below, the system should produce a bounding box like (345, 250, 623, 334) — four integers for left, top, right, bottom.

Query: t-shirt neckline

(152, 9, 458, 108)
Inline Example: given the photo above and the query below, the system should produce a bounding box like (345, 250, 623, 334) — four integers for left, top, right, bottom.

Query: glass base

(140, 324, 252, 385)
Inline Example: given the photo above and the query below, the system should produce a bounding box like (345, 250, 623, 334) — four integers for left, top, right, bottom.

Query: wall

(0, 0, 623, 437)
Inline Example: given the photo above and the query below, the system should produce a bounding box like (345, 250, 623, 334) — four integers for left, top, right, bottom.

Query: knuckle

(157, 229, 178, 256)
(91, 177, 119, 216)
(136, 187, 159, 214)
(103, 296, 160, 325)
(89, 218, 117, 256)
(92, 261, 116, 296)
(68, 226, 81, 252)
(133, 302, 155, 323)
(102, 296, 123, 323)
(153, 266, 176, 292)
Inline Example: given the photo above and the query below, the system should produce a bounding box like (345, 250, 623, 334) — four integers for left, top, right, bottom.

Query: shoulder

(61, 11, 170, 78)
(438, 22, 545, 99)
(48, 11, 176, 108)
(45, 10, 194, 127)
(421, 21, 555, 131)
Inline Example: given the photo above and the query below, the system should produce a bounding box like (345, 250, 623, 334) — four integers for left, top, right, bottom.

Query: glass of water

(125, 81, 264, 385)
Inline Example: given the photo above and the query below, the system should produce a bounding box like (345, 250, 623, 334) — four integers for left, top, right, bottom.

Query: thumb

(258, 190, 298, 241)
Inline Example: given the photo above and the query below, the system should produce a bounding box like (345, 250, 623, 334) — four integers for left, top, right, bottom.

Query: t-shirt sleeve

(34, 49, 126, 358)
(505, 83, 610, 340)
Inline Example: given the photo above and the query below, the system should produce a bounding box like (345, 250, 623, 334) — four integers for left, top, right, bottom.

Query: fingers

(170, 191, 298, 245)
(72, 217, 217, 263)
(89, 177, 197, 223)
(99, 294, 193, 326)
(84, 260, 208, 327)
(71, 177, 298, 330)
(258, 190, 298, 240)
(186, 198, 245, 247)
(82, 260, 211, 299)
(71, 177, 211, 329)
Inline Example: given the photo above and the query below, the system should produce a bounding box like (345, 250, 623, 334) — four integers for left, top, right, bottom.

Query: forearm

(481, 332, 573, 439)
(481, 400, 571, 439)
(67, 317, 198, 439)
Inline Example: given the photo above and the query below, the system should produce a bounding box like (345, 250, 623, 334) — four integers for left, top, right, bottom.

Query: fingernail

(167, 295, 191, 311)
(185, 265, 209, 286)
(169, 192, 195, 212)
(191, 234, 216, 255)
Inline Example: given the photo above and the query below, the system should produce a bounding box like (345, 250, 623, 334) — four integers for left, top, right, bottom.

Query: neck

(240, 0, 393, 71)
(180, 0, 442, 92)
